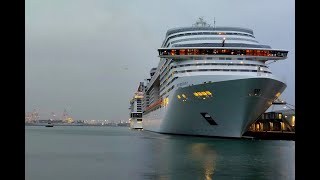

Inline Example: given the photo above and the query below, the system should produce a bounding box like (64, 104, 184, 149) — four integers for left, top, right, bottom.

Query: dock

(243, 109, 295, 141)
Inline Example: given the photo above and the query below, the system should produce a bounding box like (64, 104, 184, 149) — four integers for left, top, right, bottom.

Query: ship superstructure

(129, 82, 144, 129)
(139, 18, 288, 138)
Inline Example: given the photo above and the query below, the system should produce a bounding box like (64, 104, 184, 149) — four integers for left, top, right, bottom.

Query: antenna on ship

(193, 17, 210, 27)
(214, 17, 216, 29)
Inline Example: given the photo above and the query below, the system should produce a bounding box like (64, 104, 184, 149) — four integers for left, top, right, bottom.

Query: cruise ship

(140, 18, 288, 138)
(128, 82, 144, 129)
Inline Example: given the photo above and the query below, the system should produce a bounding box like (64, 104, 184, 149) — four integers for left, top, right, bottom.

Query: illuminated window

(179, 49, 186, 55)
(164, 97, 169, 106)
(177, 95, 181, 99)
(197, 92, 203, 96)
(292, 116, 295, 126)
(201, 91, 208, 96)
(182, 94, 186, 98)
(187, 49, 193, 55)
(193, 92, 199, 96)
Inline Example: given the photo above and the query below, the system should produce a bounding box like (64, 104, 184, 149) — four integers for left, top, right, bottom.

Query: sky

(25, 0, 295, 120)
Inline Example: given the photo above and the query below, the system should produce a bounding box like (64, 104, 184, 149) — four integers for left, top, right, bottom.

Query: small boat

(45, 124, 54, 127)
(45, 120, 54, 127)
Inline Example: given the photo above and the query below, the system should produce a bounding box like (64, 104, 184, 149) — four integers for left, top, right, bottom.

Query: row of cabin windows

(159, 57, 266, 81)
(160, 85, 175, 98)
(160, 69, 271, 92)
(160, 60, 175, 78)
(159, 49, 287, 57)
(165, 57, 254, 60)
(160, 71, 176, 86)
(160, 59, 172, 73)
(176, 69, 271, 73)
(169, 37, 258, 46)
(160, 77, 178, 93)
(160, 62, 268, 84)
(173, 63, 268, 68)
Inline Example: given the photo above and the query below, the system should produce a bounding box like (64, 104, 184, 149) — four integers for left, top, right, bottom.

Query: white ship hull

(143, 77, 286, 138)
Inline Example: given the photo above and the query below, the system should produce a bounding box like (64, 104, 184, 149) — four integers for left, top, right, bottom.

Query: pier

(243, 101, 295, 140)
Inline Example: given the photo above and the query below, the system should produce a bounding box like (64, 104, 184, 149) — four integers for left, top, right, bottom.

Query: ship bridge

(158, 47, 288, 61)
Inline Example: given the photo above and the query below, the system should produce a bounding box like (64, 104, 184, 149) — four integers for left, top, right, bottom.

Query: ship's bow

(161, 77, 286, 138)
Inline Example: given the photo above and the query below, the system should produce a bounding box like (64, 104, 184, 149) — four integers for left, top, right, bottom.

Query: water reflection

(190, 143, 217, 180)
(25, 127, 294, 180)
(139, 131, 294, 180)
(139, 132, 218, 180)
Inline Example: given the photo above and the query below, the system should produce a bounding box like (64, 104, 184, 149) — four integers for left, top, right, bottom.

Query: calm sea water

(25, 126, 294, 180)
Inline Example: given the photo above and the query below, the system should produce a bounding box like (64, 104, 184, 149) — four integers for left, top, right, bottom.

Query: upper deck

(166, 26, 254, 37)
(160, 18, 287, 60)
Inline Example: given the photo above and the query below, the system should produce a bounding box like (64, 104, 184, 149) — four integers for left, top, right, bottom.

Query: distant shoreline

(25, 123, 129, 127)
